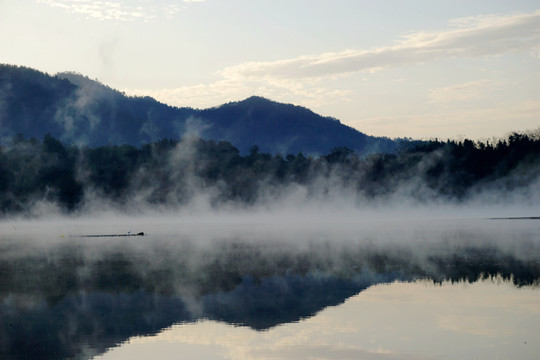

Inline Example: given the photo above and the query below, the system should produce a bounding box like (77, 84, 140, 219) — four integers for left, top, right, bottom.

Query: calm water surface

(1, 216, 539, 359)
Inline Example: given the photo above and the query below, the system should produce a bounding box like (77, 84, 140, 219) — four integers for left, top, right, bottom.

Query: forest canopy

(0, 132, 539, 215)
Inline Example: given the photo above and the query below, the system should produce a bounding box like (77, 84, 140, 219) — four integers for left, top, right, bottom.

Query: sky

(1, 0, 539, 140)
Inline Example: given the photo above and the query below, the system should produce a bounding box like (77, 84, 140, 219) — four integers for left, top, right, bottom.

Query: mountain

(198, 96, 398, 155)
(0, 64, 398, 154)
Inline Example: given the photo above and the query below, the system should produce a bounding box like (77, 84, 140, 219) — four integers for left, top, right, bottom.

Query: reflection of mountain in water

(1, 229, 539, 359)
(1, 292, 190, 360)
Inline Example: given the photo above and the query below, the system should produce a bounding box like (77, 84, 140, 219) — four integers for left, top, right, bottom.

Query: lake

(1, 213, 539, 359)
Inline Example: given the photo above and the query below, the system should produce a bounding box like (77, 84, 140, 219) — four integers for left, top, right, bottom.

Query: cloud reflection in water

(100, 278, 540, 360)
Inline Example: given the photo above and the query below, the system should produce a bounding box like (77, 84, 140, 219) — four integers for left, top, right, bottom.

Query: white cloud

(221, 10, 540, 81)
(428, 80, 495, 103)
(124, 10, 540, 111)
(37, 0, 152, 21)
(37, 0, 204, 22)
(124, 78, 351, 110)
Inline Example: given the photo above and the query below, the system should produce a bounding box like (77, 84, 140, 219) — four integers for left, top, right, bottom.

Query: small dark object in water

(489, 217, 540, 220)
(76, 232, 145, 238)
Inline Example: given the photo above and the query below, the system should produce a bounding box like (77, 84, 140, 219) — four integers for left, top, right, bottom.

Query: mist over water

(1, 205, 539, 359)
(1, 133, 540, 359)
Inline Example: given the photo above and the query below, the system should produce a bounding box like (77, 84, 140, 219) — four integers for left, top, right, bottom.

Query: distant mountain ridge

(0, 64, 398, 154)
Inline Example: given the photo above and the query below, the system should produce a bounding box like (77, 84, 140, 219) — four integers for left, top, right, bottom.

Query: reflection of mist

(1, 217, 539, 358)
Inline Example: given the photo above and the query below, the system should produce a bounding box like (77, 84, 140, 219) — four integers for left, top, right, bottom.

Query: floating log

(74, 232, 145, 238)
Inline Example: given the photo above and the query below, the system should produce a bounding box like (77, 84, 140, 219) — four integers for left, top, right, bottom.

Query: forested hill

(1, 132, 539, 214)
(0, 64, 398, 155)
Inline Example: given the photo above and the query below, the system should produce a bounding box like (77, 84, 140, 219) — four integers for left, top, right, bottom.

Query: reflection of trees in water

(1, 292, 190, 360)
(428, 245, 539, 287)
(0, 237, 538, 359)
(2, 238, 537, 302)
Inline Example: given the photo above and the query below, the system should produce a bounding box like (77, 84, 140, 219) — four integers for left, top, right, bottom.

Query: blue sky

(1, 0, 539, 139)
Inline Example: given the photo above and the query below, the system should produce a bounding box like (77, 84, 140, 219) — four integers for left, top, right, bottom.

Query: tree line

(0, 132, 539, 214)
